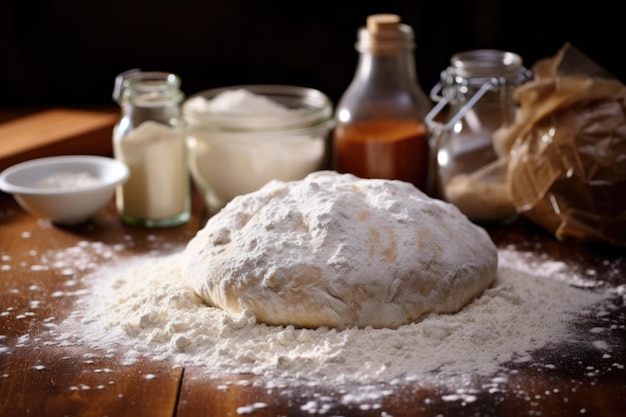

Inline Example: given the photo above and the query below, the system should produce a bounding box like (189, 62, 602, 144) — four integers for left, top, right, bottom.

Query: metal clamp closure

(425, 67, 532, 132)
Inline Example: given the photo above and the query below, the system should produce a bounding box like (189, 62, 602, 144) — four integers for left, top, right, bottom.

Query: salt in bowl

(0, 155, 129, 225)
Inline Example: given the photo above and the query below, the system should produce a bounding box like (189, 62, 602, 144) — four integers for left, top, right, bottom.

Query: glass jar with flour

(183, 85, 334, 214)
(112, 70, 191, 227)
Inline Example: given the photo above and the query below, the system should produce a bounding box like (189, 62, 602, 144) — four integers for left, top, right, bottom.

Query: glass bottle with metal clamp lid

(425, 49, 532, 223)
(112, 69, 191, 228)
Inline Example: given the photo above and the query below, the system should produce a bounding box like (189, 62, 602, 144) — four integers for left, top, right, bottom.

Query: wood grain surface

(0, 185, 625, 417)
(0, 108, 117, 172)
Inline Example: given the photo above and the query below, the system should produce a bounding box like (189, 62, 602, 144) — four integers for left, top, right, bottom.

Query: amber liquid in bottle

(334, 119, 429, 189)
(332, 14, 432, 193)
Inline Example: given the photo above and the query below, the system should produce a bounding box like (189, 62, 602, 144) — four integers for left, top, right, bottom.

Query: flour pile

(58, 244, 617, 385)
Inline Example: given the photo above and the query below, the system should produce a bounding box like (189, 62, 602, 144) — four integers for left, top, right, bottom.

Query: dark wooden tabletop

(0, 107, 626, 417)
(1, 181, 625, 417)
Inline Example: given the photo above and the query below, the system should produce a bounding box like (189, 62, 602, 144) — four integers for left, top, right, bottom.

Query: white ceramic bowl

(0, 155, 129, 225)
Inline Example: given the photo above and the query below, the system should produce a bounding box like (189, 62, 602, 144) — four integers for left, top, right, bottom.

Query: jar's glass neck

(114, 70, 183, 106)
(445, 50, 526, 85)
(114, 71, 184, 127)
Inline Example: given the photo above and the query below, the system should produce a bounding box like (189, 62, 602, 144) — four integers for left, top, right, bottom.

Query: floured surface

(1, 203, 625, 416)
(55, 244, 621, 386)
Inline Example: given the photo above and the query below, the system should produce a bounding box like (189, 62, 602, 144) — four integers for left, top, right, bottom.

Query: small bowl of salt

(0, 155, 129, 225)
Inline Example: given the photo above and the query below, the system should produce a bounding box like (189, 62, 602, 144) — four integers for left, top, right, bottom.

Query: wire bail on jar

(425, 50, 532, 132)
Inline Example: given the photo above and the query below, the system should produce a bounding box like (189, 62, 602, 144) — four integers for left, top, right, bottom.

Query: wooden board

(0, 109, 117, 172)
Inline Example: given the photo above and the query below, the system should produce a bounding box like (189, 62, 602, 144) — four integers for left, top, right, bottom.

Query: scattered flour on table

(50, 244, 622, 386)
(1, 225, 625, 413)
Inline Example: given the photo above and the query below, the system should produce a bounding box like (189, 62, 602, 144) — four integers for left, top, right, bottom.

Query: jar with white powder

(112, 70, 191, 227)
(183, 85, 334, 213)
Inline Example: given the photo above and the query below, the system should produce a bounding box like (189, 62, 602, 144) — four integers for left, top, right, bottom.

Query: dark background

(1, 0, 623, 110)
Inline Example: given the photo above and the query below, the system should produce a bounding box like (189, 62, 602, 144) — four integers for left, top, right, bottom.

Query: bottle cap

(358, 14, 413, 53)
(366, 14, 401, 33)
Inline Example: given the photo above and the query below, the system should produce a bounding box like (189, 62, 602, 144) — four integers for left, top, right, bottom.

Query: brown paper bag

(493, 44, 626, 246)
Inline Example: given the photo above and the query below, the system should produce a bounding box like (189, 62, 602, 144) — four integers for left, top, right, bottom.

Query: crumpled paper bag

(493, 43, 626, 246)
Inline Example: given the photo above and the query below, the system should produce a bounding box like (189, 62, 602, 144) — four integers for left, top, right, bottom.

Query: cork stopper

(357, 14, 413, 54)
(366, 14, 401, 33)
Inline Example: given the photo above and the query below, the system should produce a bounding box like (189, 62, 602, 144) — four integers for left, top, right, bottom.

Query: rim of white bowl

(0, 155, 130, 195)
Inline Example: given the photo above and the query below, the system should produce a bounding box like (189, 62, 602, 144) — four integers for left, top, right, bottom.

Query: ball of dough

(182, 171, 497, 329)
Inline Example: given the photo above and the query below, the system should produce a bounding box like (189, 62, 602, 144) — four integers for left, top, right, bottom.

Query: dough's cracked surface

(182, 171, 498, 329)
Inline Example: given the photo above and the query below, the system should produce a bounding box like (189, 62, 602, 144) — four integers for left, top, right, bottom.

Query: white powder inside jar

(187, 89, 293, 115)
(114, 121, 188, 219)
(184, 89, 327, 211)
(56, 244, 620, 386)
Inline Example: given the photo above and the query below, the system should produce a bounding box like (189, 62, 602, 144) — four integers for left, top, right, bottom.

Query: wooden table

(1, 182, 625, 417)
(0, 189, 626, 417)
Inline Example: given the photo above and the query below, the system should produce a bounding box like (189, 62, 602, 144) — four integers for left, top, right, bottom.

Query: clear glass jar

(112, 70, 191, 227)
(183, 84, 334, 214)
(426, 49, 532, 223)
(332, 14, 432, 192)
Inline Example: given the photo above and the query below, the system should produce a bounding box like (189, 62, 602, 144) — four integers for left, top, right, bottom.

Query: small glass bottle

(426, 50, 531, 223)
(332, 14, 432, 192)
(112, 70, 191, 227)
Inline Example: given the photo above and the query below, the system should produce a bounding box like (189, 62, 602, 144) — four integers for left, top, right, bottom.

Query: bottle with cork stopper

(332, 14, 432, 192)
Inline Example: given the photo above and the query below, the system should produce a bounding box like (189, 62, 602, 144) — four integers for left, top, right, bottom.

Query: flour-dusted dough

(182, 171, 498, 329)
